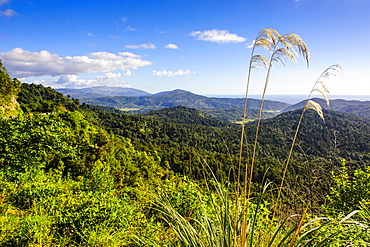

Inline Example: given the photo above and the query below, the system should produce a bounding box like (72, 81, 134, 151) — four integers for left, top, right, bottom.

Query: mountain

(56, 86, 151, 98)
(81, 89, 290, 113)
(284, 98, 370, 118)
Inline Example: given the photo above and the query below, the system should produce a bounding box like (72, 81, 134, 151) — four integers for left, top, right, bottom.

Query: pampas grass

(138, 29, 367, 246)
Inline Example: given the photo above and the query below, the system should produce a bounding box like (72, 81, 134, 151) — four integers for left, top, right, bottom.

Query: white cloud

(152, 69, 195, 77)
(190, 29, 246, 43)
(0, 9, 17, 17)
(165, 43, 179, 49)
(87, 32, 96, 37)
(0, 48, 153, 78)
(34, 72, 130, 88)
(246, 40, 255, 49)
(126, 26, 139, 31)
(121, 16, 127, 22)
(124, 70, 132, 76)
(125, 43, 156, 49)
(155, 29, 167, 34)
(0, 0, 10, 5)
(118, 52, 141, 58)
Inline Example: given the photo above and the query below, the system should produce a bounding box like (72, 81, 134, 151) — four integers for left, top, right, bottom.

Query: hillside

(81, 89, 290, 113)
(56, 86, 151, 98)
(3, 80, 370, 245)
(201, 108, 280, 122)
(284, 98, 370, 118)
(142, 105, 232, 127)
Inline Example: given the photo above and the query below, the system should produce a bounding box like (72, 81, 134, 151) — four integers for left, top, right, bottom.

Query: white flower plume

(190, 29, 246, 43)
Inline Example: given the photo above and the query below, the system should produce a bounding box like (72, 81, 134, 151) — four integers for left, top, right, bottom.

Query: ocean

(206, 95, 370, 105)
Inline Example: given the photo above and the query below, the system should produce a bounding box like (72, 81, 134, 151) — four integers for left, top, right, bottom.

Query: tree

(0, 60, 21, 117)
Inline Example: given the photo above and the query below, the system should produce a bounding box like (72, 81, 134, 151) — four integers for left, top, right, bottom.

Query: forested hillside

(81, 89, 290, 113)
(1, 76, 370, 245)
(284, 98, 370, 118)
(56, 86, 151, 98)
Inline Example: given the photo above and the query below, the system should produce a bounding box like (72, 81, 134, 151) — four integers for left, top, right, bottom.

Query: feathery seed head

(314, 88, 330, 107)
(254, 29, 282, 52)
(304, 100, 324, 121)
(251, 55, 269, 70)
(272, 48, 297, 66)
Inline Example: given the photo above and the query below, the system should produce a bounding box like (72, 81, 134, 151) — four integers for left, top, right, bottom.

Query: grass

(119, 107, 141, 111)
(232, 119, 254, 124)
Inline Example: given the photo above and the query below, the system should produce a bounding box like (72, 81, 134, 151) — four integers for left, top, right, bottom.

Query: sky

(0, 0, 370, 97)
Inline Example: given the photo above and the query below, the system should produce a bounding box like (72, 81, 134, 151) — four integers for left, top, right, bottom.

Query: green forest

(1, 30, 370, 246)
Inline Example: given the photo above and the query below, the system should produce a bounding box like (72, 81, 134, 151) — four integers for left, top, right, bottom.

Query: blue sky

(1, 0, 369, 96)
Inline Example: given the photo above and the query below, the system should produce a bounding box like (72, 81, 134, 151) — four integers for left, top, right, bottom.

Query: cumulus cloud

(165, 43, 179, 49)
(0, 48, 153, 78)
(125, 43, 156, 49)
(124, 70, 132, 76)
(190, 29, 246, 43)
(33, 72, 130, 88)
(0, 9, 17, 17)
(152, 69, 195, 77)
(118, 52, 141, 58)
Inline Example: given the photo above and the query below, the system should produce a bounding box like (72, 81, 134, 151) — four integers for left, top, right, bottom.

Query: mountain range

(56, 86, 370, 120)
(74, 89, 290, 113)
(284, 98, 370, 118)
(56, 86, 150, 98)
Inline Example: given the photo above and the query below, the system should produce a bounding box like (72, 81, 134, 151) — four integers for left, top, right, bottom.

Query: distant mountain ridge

(284, 98, 370, 118)
(81, 89, 290, 113)
(56, 86, 151, 98)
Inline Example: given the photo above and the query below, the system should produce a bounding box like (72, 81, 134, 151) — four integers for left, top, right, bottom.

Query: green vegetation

(201, 108, 280, 122)
(285, 98, 370, 119)
(1, 29, 370, 246)
(0, 60, 22, 117)
(81, 89, 290, 114)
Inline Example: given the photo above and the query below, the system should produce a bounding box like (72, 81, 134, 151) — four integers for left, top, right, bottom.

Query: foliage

(201, 108, 280, 123)
(0, 60, 22, 117)
(0, 109, 177, 245)
(325, 163, 370, 215)
(285, 97, 370, 119)
(81, 89, 289, 113)
(18, 83, 80, 113)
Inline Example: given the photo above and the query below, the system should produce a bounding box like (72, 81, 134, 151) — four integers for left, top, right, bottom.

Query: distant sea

(206, 95, 370, 105)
